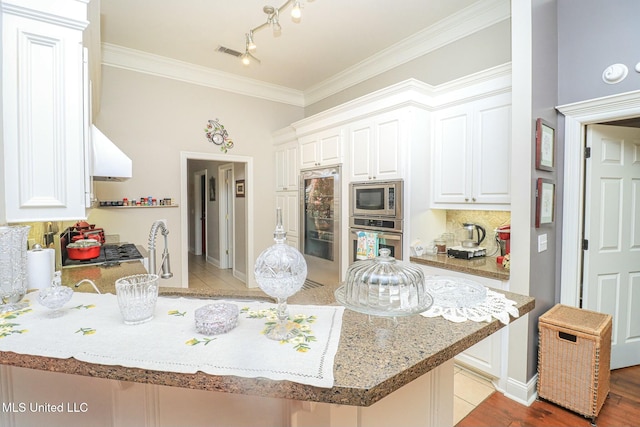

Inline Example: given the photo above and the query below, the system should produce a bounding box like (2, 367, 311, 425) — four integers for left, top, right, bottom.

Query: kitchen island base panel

(291, 359, 454, 427)
(1, 361, 454, 427)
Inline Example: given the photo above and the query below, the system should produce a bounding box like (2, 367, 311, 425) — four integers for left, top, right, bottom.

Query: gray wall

(305, 20, 512, 116)
(558, 0, 640, 105)
(528, 0, 560, 380)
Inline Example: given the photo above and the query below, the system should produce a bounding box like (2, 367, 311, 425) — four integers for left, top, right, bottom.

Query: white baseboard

(206, 256, 220, 268)
(233, 269, 246, 284)
(503, 373, 538, 406)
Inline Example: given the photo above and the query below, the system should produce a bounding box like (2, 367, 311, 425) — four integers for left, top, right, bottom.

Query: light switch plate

(538, 234, 548, 252)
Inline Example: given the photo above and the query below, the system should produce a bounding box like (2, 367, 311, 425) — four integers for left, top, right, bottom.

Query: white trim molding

(556, 90, 640, 307)
(102, 43, 306, 107)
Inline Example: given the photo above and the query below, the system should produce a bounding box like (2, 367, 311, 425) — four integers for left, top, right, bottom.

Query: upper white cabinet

(348, 111, 405, 182)
(1, 0, 90, 223)
(275, 141, 299, 192)
(432, 92, 511, 209)
(299, 128, 344, 169)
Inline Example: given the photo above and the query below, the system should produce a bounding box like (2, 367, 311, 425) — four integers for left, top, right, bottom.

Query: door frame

(557, 90, 640, 306)
(193, 169, 207, 256)
(180, 151, 255, 288)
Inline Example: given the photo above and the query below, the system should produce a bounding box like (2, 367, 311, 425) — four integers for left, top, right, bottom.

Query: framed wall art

(209, 177, 216, 201)
(535, 118, 555, 171)
(535, 178, 555, 227)
(235, 180, 245, 198)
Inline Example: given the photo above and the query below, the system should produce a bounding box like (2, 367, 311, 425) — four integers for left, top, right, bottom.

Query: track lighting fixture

(221, 0, 310, 65)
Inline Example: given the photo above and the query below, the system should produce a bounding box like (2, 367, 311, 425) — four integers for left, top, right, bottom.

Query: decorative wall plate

(602, 63, 628, 84)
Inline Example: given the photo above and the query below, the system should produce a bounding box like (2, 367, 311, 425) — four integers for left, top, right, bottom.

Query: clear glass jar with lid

(335, 248, 433, 317)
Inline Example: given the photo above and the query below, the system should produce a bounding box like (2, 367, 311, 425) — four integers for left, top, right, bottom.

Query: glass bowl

(335, 248, 433, 317)
(195, 303, 239, 335)
(424, 276, 487, 308)
(38, 285, 73, 310)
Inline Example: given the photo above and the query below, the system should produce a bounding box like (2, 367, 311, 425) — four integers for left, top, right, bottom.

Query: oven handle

(350, 229, 402, 241)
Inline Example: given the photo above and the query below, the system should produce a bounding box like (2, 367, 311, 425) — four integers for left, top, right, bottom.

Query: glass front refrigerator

(300, 165, 341, 286)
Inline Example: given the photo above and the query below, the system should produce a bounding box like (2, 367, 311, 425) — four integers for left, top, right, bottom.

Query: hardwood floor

(456, 365, 640, 427)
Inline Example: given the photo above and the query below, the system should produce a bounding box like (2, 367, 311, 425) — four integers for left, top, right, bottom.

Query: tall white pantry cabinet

(1, 0, 91, 223)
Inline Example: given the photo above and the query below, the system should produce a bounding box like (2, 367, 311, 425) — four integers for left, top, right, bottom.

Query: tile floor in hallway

(453, 366, 495, 425)
(188, 253, 496, 424)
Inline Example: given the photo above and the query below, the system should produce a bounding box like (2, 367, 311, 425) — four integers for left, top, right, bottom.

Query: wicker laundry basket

(537, 304, 612, 423)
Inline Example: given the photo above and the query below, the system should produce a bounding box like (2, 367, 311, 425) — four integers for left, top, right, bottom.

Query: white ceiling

(99, 0, 484, 95)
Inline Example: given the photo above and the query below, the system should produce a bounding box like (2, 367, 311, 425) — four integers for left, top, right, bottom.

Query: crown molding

(290, 64, 511, 136)
(101, 43, 306, 107)
(100, 0, 510, 108)
(303, 0, 511, 105)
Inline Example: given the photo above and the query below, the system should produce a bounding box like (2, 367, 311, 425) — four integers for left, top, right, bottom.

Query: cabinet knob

(465, 198, 469, 202)
(472, 197, 476, 202)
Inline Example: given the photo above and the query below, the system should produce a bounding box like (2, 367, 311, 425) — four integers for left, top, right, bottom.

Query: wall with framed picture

(535, 178, 555, 228)
(535, 118, 555, 171)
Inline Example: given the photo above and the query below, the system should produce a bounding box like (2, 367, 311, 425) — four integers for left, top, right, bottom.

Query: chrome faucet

(148, 220, 173, 279)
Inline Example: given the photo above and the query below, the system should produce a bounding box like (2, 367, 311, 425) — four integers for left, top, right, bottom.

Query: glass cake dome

(335, 249, 433, 317)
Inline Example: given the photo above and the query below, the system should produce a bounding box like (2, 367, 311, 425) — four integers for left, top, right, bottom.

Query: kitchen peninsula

(0, 263, 533, 427)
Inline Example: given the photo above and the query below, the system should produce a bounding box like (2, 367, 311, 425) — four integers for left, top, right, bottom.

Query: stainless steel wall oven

(349, 180, 404, 263)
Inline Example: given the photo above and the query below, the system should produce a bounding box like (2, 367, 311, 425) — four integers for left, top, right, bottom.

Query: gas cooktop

(62, 243, 144, 268)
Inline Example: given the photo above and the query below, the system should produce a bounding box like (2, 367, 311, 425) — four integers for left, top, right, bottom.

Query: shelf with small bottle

(97, 197, 178, 208)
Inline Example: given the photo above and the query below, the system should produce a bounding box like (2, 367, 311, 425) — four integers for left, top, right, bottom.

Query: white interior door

(584, 124, 640, 369)
(218, 165, 233, 269)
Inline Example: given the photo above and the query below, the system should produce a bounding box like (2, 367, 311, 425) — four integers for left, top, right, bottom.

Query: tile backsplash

(444, 210, 511, 254)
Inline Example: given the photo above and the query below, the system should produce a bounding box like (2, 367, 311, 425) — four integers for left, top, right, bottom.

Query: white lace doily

(420, 288, 519, 325)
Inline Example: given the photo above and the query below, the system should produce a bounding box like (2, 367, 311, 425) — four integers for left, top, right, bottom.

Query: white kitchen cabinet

(299, 128, 344, 169)
(432, 93, 511, 209)
(274, 141, 299, 191)
(1, 0, 90, 223)
(275, 191, 299, 244)
(348, 111, 405, 182)
(416, 264, 508, 382)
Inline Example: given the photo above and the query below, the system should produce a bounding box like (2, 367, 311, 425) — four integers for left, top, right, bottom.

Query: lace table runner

(421, 287, 520, 325)
(0, 292, 344, 388)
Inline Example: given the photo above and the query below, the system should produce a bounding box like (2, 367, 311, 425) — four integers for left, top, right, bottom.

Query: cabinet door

(275, 148, 287, 191)
(349, 114, 403, 182)
(275, 191, 299, 239)
(275, 143, 298, 191)
(432, 106, 472, 204)
(299, 129, 343, 168)
(2, 8, 88, 222)
(285, 144, 299, 189)
(373, 117, 402, 180)
(432, 93, 511, 209)
(318, 130, 343, 165)
(349, 123, 374, 181)
(300, 138, 320, 169)
(472, 98, 511, 205)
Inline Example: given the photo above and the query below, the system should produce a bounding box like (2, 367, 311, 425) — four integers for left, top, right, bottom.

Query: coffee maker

(495, 225, 511, 264)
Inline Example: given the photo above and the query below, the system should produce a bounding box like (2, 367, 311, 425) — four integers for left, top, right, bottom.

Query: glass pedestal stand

(254, 208, 307, 341)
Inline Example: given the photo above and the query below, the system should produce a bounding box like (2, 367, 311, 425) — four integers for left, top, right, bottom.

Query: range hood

(91, 125, 132, 181)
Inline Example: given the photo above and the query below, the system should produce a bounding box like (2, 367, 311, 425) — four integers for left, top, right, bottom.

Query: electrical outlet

(538, 234, 548, 252)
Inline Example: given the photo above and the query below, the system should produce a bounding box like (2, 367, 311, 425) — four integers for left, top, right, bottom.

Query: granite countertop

(411, 253, 510, 281)
(2, 263, 532, 407)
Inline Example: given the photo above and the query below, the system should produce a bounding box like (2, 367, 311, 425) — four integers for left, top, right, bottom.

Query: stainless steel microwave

(350, 180, 403, 219)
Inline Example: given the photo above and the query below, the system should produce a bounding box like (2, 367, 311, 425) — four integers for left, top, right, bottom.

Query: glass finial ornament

(254, 208, 307, 340)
